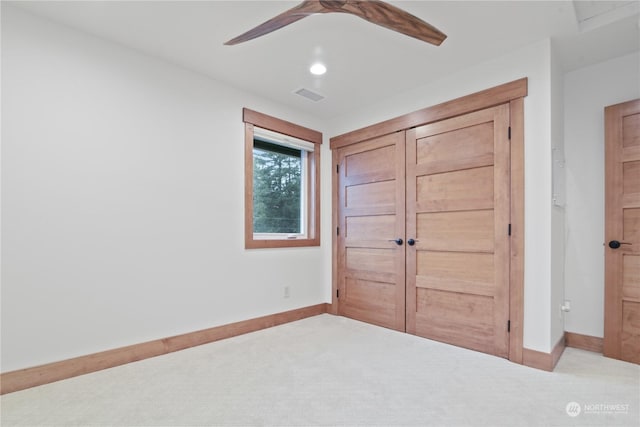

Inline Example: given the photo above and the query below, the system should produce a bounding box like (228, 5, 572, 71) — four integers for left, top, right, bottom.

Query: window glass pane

(253, 140, 303, 234)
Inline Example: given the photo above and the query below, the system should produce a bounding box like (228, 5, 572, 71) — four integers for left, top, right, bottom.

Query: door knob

(407, 238, 418, 246)
(609, 240, 631, 249)
(388, 238, 403, 245)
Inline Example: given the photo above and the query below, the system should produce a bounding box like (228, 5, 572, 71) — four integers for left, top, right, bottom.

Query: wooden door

(336, 132, 406, 331)
(604, 98, 640, 364)
(406, 104, 511, 357)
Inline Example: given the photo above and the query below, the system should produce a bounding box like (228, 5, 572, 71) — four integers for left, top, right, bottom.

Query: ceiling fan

(224, 0, 447, 46)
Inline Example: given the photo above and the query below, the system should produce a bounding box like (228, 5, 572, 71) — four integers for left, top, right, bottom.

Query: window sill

(245, 237, 320, 249)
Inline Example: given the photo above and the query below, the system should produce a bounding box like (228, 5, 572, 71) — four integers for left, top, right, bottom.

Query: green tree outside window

(253, 141, 302, 234)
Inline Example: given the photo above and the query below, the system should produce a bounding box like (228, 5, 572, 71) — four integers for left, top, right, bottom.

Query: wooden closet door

(406, 104, 510, 357)
(337, 132, 406, 331)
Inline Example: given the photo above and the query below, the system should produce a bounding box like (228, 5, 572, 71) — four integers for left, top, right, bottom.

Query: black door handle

(609, 240, 631, 249)
(407, 239, 417, 246)
(388, 238, 403, 245)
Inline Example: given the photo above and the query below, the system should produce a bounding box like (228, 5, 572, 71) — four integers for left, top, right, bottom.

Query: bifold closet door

(336, 132, 406, 331)
(406, 104, 511, 357)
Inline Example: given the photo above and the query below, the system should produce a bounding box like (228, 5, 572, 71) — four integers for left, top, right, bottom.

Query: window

(243, 108, 321, 248)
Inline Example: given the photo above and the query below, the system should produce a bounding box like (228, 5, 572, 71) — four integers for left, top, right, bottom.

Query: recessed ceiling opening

(572, 0, 639, 31)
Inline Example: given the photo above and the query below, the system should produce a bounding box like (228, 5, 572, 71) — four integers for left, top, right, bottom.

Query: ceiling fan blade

(337, 0, 446, 46)
(224, 1, 326, 45)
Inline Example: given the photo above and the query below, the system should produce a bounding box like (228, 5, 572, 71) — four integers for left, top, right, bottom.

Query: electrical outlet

(284, 286, 290, 299)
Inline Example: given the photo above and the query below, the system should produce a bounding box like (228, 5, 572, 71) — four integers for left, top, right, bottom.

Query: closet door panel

(415, 289, 495, 354)
(343, 278, 398, 327)
(416, 251, 495, 296)
(416, 166, 494, 212)
(407, 105, 510, 358)
(417, 210, 495, 252)
(415, 121, 494, 174)
(346, 181, 396, 208)
(337, 132, 406, 331)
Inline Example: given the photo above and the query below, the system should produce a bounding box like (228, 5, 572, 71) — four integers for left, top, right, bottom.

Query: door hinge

(508, 126, 511, 140)
(507, 320, 511, 332)
(508, 224, 512, 236)
(336, 164, 339, 174)
(336, 289, 340, 299)
(337, 227, 340, 236)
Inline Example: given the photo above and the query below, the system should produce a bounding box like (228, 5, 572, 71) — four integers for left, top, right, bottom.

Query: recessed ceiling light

(310, 63, 327, 76)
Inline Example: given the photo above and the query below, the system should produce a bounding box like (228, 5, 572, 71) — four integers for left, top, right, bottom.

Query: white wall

(550, 41, 566, 347)
(1, 6, 330, 372)
(326, 40, 556, 352)
(563, 51, 640, 338)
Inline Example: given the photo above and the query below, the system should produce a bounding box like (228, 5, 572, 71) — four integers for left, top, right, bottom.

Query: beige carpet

(1, 314, 639, 426)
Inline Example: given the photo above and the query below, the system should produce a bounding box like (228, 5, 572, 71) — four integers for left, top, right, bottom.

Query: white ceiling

(9, 1, 640, 119)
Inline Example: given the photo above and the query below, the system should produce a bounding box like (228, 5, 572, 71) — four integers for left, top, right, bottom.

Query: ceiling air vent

(294, 88, 325, 102)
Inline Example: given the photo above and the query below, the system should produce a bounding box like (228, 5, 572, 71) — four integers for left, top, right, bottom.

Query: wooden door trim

(604, 102, 624, 358)
(405, 127, 417, 335)
(330, 78, 527, 149)
(329, 148, 340, 314)
(330, 80, 527, 363)
(509, 97, 525, 364)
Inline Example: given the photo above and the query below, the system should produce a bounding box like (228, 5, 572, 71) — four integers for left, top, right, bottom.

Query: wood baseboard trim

(1, 303, 329, 395)
(564, 331, 603, 353)
(522, 335, 566, 372)
(551, 335, 566, 369)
